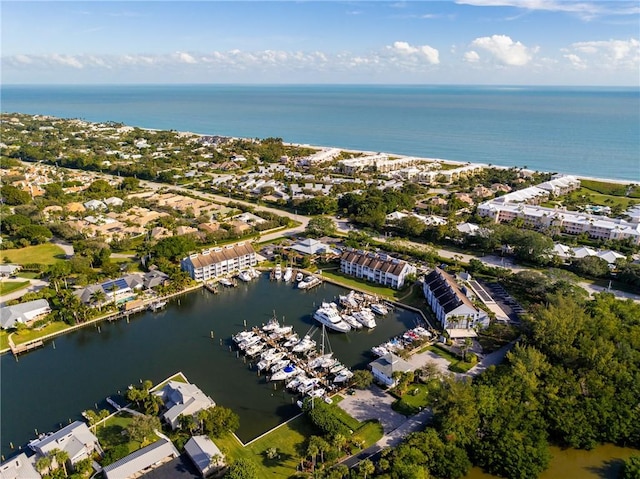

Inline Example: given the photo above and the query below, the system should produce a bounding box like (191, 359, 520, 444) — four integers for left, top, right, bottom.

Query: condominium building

(181, 242, 257, 281)
(340, 249, 416, 289)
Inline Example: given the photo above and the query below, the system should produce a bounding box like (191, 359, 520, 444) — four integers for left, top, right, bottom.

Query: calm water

(2, 84, 638, 181)
(0, 275, 420, 458)
(465, 444, 639, 479)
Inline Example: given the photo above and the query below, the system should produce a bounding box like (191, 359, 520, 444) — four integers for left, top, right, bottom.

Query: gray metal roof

(102, 439, 179, 479)
(0, 299, 51, 329)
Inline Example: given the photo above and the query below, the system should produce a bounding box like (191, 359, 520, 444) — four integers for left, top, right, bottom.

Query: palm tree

(90, 289, 107, 311)
(51, 448, 69, 477)
(35, 456, 51, 476)
(306, 439, 319, 471)
(358, 458, 375, 479)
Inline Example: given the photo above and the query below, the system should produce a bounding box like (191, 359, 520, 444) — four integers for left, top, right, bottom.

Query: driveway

(337, 385, 405, 433)
(0, 278, 49, 306)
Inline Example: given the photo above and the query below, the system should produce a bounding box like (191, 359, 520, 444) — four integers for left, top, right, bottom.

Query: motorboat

(219, 278, 234, 287)
(270, 359, 290, 372)
(148, 300, 167, 312)
(371, 345, 389, 357)
(237, 270, 253, 282)
(286, 374, 307, 390)
(353, 309, 376, 329)
(313, 305, 351, 333)
(308, 387, 326, 398)
(341, 314, 362, 330)
(274, 264, 282, 281)
(308, 353, 333, 369)
(283, 267, 293, 282)
(329, 362, 346, 375)
(370, 303, 389, 315)
(282, 333, 300, 348)
(260, 348, 279, 360)
(233, 330, 255, 344)
(295, 272, 304, 282)
(238, 335, 261, 350)
(298, 275, 321, 290)
(413, 327, 432, 337)
(298, 377, 320, 394)
(333, 369, 354, 384)
(269, 325, 294, 341)
(262, 317, 280, 332)
(245, 342, 266, 356)
(257, 351, 286, 370)
(292, 335, 316, 353)
(271, 364, 301, 381)
(339, 291, 359, 309)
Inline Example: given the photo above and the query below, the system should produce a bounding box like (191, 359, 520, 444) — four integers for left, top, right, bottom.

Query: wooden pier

(10, 340, 44, 357)
(203, 282, 219, 294)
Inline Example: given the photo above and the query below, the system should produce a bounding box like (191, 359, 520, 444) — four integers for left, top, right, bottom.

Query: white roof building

(30, 421, 103, 465)
(0, 299, 51, 330)
(184, 435, 225, 477)
(0, 453, 41, 479)
(102, 439, 179, 479)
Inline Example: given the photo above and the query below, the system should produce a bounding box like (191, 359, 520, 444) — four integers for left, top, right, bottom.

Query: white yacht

(292, 335, 316, 353)
(283, 267, 293, 282)
(353, 309, 377, 329)
(341, 314, 362, 330)
(237, 270, 253, 282)
(282, 333, 300, 348)
(298, 275, 321, 289)
(270, 364, 301, 381)
(233, 330, 255, 344)
(238, 335, 261, 350)
(295, 272, 304, 282)
(308, 353, 334, 369)
(219, 278, 234, 287)
(257, 351, 286, 371)
(333, 369, 354, 384)
(370, 303, 389, 315)
(270, 359, 290, 372)
(313, 305, 351, 333)
(274, 264, 282, 281)
(269, 325, 294, 340)
(245, 342, 265, 356)
(262, 317, 279, 332)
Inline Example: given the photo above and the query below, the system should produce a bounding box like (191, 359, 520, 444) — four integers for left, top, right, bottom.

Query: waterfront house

(30, 421, 103, 469)
(155, 381, 216, 430)
(0, 299, 51, 330)
(181, 242, 257, 282)
(184, 435, 225, 477)
(422, 268, 487, 330)
(290, 238, 340, 257)
(0, 452, 41, 479)
(340, 249, 416, 289)
(102, 438, 179, 479)
(369, 353, 413, 387)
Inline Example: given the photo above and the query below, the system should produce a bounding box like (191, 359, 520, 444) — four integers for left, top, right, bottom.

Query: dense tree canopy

(0, 184, 31, 205)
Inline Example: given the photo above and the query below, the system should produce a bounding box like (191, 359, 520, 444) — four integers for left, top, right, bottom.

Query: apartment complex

(340, 249, 416, 289)
(181, 242, 257, 281)
(422, 268, 487, 330)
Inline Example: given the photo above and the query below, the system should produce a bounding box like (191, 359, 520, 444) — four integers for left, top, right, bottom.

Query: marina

(0, 275, 422, 457)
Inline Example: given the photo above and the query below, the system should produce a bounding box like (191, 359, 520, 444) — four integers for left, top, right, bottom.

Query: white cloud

(176, 52, 197, 64)
(456, 0, 640, 20)
(563, 53, 586, 69)
(387, 41, 440, 64)
(464, 50, 480, 63)
(470, 34, 533, 66)
(50, 54, 83, 69)
(566, 38, 640, 69)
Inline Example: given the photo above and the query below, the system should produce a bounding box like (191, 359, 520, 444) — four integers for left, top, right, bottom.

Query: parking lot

(337, 385, 406, 433)
(482, 282, 526, 321)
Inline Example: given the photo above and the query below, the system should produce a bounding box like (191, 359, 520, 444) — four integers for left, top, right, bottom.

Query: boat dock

(9, 339, 44, 357)
(203, 282, 219, 294)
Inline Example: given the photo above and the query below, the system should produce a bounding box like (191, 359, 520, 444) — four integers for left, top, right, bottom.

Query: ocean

(1, 84, 638, 181)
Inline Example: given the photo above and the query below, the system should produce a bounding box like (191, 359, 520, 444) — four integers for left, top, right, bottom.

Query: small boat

(413, 327, 432, 337)
(260, 348, 279, 360)
(271, 364, 301, 381)
(219, 278, 234, 287)
(308, 353, 333, 369)
(371, 345, 389, 357)
(292, 335, 316, 353)
(333, 369, 354, 384)
(283, 267, 293, 282)
(237, 270, 253, 282)
(148, 300, 167, 312)
(308, 387, 326, 398)
(282, 333, 300, 348)
(298, 377, 320, 394)
(370, 303, 389, 315)
(339, 291, 359, 309)
(257, 351, 286, 370)
(329, 362, 346, 375)
(295, 272, 304, 282)
(274, 264, 282, 281)
(298, 275, 321, 290)
(238, 335, 261, 350)
(341, 314, 362, 330)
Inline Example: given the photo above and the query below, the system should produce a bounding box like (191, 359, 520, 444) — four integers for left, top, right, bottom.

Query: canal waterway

(1, 275, 421, 458)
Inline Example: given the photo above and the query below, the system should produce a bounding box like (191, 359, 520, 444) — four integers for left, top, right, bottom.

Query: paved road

(0, 279, 49, 306)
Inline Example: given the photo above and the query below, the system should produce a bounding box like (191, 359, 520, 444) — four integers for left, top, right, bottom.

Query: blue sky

(2, 1, 639, 85)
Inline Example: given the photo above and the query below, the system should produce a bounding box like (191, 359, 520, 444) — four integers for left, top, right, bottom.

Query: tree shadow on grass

(259, 451, 294, 468)
(98, 424, 127, 447)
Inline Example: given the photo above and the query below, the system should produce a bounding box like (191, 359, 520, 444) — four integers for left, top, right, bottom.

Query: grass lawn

(0, 280, 30, 296)
(16, 271, 41, 279)
(318, 269, 399, 300)
(566, 187, 638, 210)
(1, 243, 66, 265)
(428, 345, 476, 373)
(11, 321, 70, 345)
(97, 412, 158, 455)
(0, 331, 9, 350)
(152, 371, 189, 392)
(392, 383, 431, 416)
(216, 415, 318, 478)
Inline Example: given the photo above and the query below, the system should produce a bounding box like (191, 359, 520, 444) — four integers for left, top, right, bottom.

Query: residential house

(102, 439, 179, 479)
(369, 353, 413, 387)
(142, 270, 169, 289)
(0, 264, 21, 278)
(103, 196, 124, 207)
(30, 421, 103, 470)
(0, 453, 41, 479)
(340, 249, 416, 289)
(0, 299, 51, 330)
(184, 435, 225, 477)
(290, 238, 340, 257)
(83, 199, 107, 211)
(181, 243, 257, 281)
(155, 381, 216, 430)
(422, 268, 487, 330)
